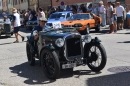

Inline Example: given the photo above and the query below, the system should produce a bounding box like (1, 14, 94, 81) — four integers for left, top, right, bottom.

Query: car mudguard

(84, 37, 101, 51)
(40, 44, 55, 56)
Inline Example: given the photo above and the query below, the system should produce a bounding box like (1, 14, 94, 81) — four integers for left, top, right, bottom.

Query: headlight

(82, 35, 92, 43)
(55, 38, 64, 47)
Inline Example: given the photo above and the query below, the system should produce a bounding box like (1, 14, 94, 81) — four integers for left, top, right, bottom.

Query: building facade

(20, 0, 28, 11)
(0, 0, 2, 12)
(8, 0, 14, 14)
(13, 0, 20, 10)
(29, 0, 38, 10)
(39, 0, 51, 10)
(2, 0, 8, 12)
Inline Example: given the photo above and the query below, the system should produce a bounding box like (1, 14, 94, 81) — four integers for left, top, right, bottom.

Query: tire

(84, 43, 107, 72)
(95, 23, 101, 32)
(83, 25, 90, 34)
(26, 40, 35, 66)
(41, 49, 60, 79)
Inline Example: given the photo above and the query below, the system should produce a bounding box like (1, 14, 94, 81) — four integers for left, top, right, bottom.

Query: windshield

(68, 14, 90, 20)
(49, 13, 66, 19)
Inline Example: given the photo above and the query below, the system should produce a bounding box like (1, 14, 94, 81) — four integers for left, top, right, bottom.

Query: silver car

(46, 11, 73, 27)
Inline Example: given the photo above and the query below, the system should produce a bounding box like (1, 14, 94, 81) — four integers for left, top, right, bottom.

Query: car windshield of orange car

(68, 14, 90, 20)
(49, 13, 66, 19)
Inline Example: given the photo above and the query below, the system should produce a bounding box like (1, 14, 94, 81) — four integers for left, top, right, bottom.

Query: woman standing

(112, 3, 117, 32)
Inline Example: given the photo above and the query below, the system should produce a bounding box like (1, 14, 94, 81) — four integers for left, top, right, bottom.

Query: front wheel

(41, 49, 60, 79)
(84, 43, 107, 72)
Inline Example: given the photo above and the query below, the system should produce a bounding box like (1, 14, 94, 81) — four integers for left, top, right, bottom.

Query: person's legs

(114, 21, 117, 32)
(13, 27, 19, 43)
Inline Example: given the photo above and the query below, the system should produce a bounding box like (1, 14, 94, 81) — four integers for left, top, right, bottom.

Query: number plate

(52, 22, 62, 29)
(62, 63, 76, 69)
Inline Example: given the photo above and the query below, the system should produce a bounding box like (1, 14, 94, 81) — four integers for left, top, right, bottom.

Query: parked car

(0, 19, 13, 37)
(61, 13, 102, 34)
(26, 20, 38, 30)
(46, 11, 73, 27)
(26, 22, 107, 79)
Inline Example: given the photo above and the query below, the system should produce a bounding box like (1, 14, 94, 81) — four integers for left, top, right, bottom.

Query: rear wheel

(84, 43, 107, 72)
(41, 49, 60, 79)
(26, 41, 35, 66)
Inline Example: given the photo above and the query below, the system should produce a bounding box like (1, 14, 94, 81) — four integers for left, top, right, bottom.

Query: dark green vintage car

(26, 26, 107, 79)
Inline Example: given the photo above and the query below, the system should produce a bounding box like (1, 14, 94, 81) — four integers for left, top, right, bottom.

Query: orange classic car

(61, 13, 102, 34)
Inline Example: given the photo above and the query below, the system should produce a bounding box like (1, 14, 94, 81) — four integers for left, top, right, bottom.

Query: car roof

(76, 13, 90, 14)
(53, 11, 73, 14)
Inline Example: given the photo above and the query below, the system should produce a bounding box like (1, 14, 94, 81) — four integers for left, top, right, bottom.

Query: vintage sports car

(0, 19, 13, 37)
(46, 11, 73, 27)
(61, 13, 102, 34)
(26, 22, 107, 79)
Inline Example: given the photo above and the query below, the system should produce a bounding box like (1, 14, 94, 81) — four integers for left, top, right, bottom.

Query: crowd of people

(2, 1, 130, 43)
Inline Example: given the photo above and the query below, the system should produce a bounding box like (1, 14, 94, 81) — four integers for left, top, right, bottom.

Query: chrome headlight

(55, 38, 64, 47)
(82, 35, 92, 43)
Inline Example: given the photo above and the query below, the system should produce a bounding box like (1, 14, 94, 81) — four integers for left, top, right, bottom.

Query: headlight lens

(82, 35, 92, 43)
(55, 38, 64, 47)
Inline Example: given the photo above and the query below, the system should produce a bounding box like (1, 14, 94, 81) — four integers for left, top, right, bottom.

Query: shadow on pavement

(9, 61, 56, 85)
(0, 36, 15, 39)
(0, 42, 13, 45)
(86, 66, 130, 86)
(117, 41, 130, 43)
(9, 61, 102, 85)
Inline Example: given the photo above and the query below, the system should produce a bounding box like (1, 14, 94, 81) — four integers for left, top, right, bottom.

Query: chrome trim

(63, 33, 84, 61)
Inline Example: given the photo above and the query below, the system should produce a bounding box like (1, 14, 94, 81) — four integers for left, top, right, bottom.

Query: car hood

(61, 20, 88, 25)
(47, 18, 66, 23)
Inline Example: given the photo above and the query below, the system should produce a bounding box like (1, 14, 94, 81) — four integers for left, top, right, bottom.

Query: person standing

(111, 3, 117, 32)
(12, 8, 24, 43)
(37, 8, 46, 24)
(99, 1, 106, 27)
(116, 2, 125, 30)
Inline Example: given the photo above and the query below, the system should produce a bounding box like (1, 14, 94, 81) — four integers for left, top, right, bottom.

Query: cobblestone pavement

(0, 28, 130, 86)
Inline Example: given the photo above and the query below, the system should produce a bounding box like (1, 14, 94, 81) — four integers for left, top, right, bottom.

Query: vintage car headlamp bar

(55, 38, 64, 47)
(82, 35, 92, 43)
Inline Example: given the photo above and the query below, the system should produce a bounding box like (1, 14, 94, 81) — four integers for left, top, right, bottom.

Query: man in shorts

(116, 2, 125, 30)
(12, 8, 24, 43)
(107, 2, 114, 33)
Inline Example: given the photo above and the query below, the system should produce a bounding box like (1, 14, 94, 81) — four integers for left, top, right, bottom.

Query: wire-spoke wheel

(41, 49, 60, 79)
(84, 43, 107, 72)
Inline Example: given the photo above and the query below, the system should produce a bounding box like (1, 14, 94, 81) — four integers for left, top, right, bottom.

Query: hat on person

(12, 8, 17, 13)
(99, 1, 103, 4)
(39, 17, 47, 22)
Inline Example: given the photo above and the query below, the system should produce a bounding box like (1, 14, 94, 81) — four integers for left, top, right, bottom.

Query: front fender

(40, 44, 55, 56)
(91, 37, 101, 43)
(84, 37, 101, 51)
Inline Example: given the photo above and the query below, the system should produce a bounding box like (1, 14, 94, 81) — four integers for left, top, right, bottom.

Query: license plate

(62, 63, 76, 69)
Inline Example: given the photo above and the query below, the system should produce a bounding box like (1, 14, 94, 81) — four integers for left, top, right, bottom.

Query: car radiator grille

(66, 37, 82, 57)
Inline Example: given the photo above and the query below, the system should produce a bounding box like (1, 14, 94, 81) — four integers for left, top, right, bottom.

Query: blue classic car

(46, 11, 73, 27)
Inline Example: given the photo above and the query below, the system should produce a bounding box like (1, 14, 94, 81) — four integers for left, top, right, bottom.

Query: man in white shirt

(12, 8, 24, 43)
(116, 2, 125, 29)
(99, 1, 106, 27)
